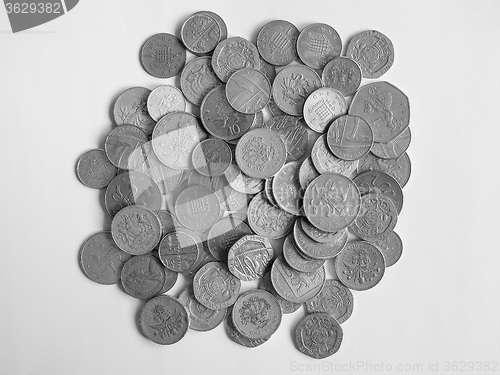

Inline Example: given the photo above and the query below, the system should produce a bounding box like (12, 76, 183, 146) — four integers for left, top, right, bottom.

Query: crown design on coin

(350, 36, 391, 75)
(329, 62, 356, 89)
(217, 40, 256, 74)
(300, 315, 340, 356)
(342, 250, 380, 284)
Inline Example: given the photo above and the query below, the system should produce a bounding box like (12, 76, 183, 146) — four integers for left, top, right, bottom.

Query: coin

(224, 164, 264, 194)
(357, 151, 411, 188)
(296, 23, 342, 69)
(188, 169, 229, 194)
(111, 205, 162, 255)
(180, 13, 221, 55)
(79, 231, 132, 285)
(225, 68, 271, 114)
(139, 295, 189, 345)
(272, 65, 322, 116)
(235, 128, 287, 179)
(104, 124, 148, 170)
(218, 185, 249, 213)
(158, 266, 178, 294)
(76, 149, 117, 189)
(322, 56, 362, 97)
(346, 30, 394, 79)
(303, 87, 347, 133)
(282, 234, 325, 273)
(193, 262, 241, 309)
(349, 81, 410, 142)
(140, 33, 186, 78)
(259, 57, 276, 83)
(195, 11, 227, 41)
(305, 280, 354, 324)
(146, 85, 186, 121)
(353, 170, 404, 213)
(300, 217, 345, 244)
(271, 256, 325, 303)
(192, 138, 232, 177)
(264, 177, 279, 207)
(174, 185, 221, 232)
(259, 272, 301, 314)
(272, 161, 302, 215)
(294, 219, 348, 260)
(326, 115, 374, 161)
(267, 94, 286, 117)
(180, 56, 223, 106)
(247, 192, 295, 239)
(335, 241, 385, 291)
(121, 255, 165, 299)
(373, 231, 403, 267)
(151, 111, 207, 170)
(303, 173, 361, 232)
(225, 307, 270, 348)
(207, 217, 252, 262)
(113, 87, 156, 134)
(158, 228, 202, 273)
(200, 86, 255, 140)
(371, 127, 411, 160)
(232, 289, 282, 339)
(311, 135, 359, 176)
(104, 171, 162, 217)
(157, 210, 177, 235)
(298, 157, 320, 190)
(294, 312, 343, 358)
(178, 285, 227, 331)
(227, 235, 274, 281)
(211, 37, 260, 82)
(257, 20, 299, 66)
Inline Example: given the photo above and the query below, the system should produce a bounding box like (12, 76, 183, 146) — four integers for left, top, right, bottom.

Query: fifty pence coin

(158, 228, 203, 273)
(174, 185, 221, 232)
(191, 138, 232, 177)
(297, 23, 342, 69)
(76, 149, 117, 189)
(322, 56, 362, 97)
(353, 170, 404, 213)
(113, 87, 156, 135)
(104, 124, 148, 170)
(282, 234, 325, 273)
(357, 151, 411, 188)
(226, 68, 271, 114)
(140, 33, 186, 79)
(326, 115, 374, 161)
(257, 20, 299, 66)
(371, 127, 411, 160)
(294, 219, 348, 260)
(211, 37, 260, 82)
(299, 157, 320, 190)
(121, 254, 165, 299)
(303, 87, 347, 133)
(180, 13, 221, 55)
(294, 312, 343, 359)
(259, 272, 301, 314)
(305, 279, 354, 324)
(193, 262, 241, 309)
(373, 231, 403, 267)
(178, 285, 227, 332)
(272, 161, 302, 215)
(147, 85, 186, 121)
(247, 192, 295, 239)
(207, 217, 252, 262)
(311, 135, 358, 176)
(227, 235, 274, 281)
(180, 56, 223, 106)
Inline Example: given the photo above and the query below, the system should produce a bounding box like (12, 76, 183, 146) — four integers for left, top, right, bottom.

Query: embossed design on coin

(247, 192, 295, 239)
(225, 307, 270, 348)
(294, 219, 348, 260)
(211, 37, 260, 82)
(180, 56, 223, 106)
(178, 285, 227, 331)
(353, 170, 403, 213)
(322, 56, 362, 97)
(371, 127, 411, 160)
(225, 164, 264, 194)
(104, 124, 148, 170)
(192, 138, 232, 177)
(174, 185, 221, 232)
(297, 23, 342, 69)
(294, 312, 343, 359)
(113, 87, 156, 134)
(299, 157, 320, 190)
(147, 85, 186, 121)
(311, 135, 358, 176)
(357, 152, 411, 188)
(327, 115, 374, 161)
(305, 280, 354, 324)
(207, 217, 252, 262)
(228, 235, 274, 281)
(267, 94, 286, 117)
(121, 255, 165, 299)
(181, 13, 221, 55)
(300, 217, 345, 244)
(282, 234, 325, 273)
(193, 262, 241, 309)
(259, 272, 301, 314)
(226, 68, 271, 114)
(76, 149, 117, 189)
(272, 161, 302, 215)
(257, 20, 299, 66)
(373, 231, 403, 267)
(159, 229, 202, 272)
(141, 33, 186, 79)
(303, 87, 347, 133)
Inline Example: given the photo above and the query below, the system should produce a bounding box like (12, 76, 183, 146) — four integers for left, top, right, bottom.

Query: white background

(1, 1, 499, 374)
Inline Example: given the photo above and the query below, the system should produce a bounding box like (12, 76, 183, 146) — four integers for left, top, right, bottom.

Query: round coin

(303, 87, 347, 133)
(224, 164, 264, 194)
(371, 127, 411, 160)
(158, 266, 178, 294)
(298, 157, 320, 190)
(294, 219, 348, 260)
(178, 285, 227, 331)
(121, 255, 165, 299)
(226, 68, 271, 114)
(104, 124, 148, 170)
(267, 94, 286, 117)
(193, 262, 241, 309)
(272, 161, 302, 215)
(259, 57, 276, 84)
(146, 85, 186, 121)
(311, 135, 359, 176)
(195, 11, 227, 41)
(158, 229, 203, 273)
(294, 312, 343, 359)
(157, 210, 177, 236)
(227, 235, 274, 281)
(257, 20, 299, 66)
(300, 217, 345, 244)
(225, 308, 270, 348)
(174, 185, 221, 232)
(211, 37, 260, 82)
(140, 33, 186, 78)
(191, 138, 232, 177)
(282, 234, 325, 273)
(353, 170, 404, 213)
(297, 23, 342, 69)
(373, 231, 403, 267)
(326, 115, 374, 161)
(305, 280, 354, 324)
(247, 192, 295, 239)
(207, 217, 252, 262)
(322, 56, 362, 97)
(264, 177, 279, 207)
(357, 152, 411, 188)
(113, 87, 156, 134)
(180, 56, 223, 106)
(76, 149, 117, 189)
(259, 272, 301, 314)
(180, 13, 221, 55)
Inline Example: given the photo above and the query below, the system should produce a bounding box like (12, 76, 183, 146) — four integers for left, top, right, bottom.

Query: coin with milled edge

(272, 161, 302, 215)
(174, 185, 221, 232)
(311, 135, 359, 176)
(257, 20, 299, 66)
(113, 87, 156, 134)
(178, 285, 227, 331)
(212, 37, 260, 82)
(104, 124, 148, 170)
(297, 23, 342, 69)
(158, 228, 202, 273)
(303, 87, 347, 133)
(322, 56, 362, 97)
(336, 241, 385, 291)
(247, 192, 295, 239)
(147, 85, 186, 121)
(357, 152, 411, 188)
(353, 170, 403, 214)
(346, 30, 394, 79)
(141, 33, 186, 79)
(192, 138, 232, 177)
(180, 13, 221, 55)
(373, 231, 403, 267)
(226, 68, 271, 114)
(76, 149, 117, 189)
(227, 235, 274, 281)
(225, 307, 270, 348)
(193, 262, 241, 309)
(305, 280, 354, 324)
(139, 295, 189, 344)
(180, 56, 223, 106)
(294, 312, 343, 359)
(300, 217, 345, 244)
(299, 157, 320, 190)
(121, 255, 165, 299)
(327, 115, 374, 161)
(207, 217, 252, 262)
(232, 289, 282, 339)
(224, 164, 264, 194)
(283, 234, 325, 272)
(371, 127, 411, 160)
(259, 272, 301, 314)
(294, 219, 348, 260)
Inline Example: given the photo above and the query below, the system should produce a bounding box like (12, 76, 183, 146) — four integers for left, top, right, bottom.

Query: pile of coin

(76, 11, 411, 358)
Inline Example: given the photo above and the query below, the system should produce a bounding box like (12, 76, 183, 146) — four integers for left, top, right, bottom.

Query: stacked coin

(77, 11, 410, 358)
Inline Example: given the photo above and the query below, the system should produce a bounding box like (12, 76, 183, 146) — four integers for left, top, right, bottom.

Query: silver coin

(346, 30, 394, 79)
(200, 86, 255, 140)
(113, 87, 156, 134)
(272, 161, 302, 215)
(211, 37, 260, 82)
(158, 228, 202, 272)
(271, 256, 325, 303)
(227, 235, 274, 281)
(335, 241, 386, 291)
(373, 231, 403, 267)
(259, 272, 301, 314)
(235, 128, 287, 179)
(232, 289, 282, 339)
(357, 152, 411, 188)
(158, 266, 178, 294)
(76, 149, 117, 189)
(226, 68, 271, 114)
(247, 192, 295, 239)
(311, 135, 359, 176)
(195, 11, 227, 41)
(371, 127, 411, 160)
(282, 234, 325, 273)
(298, 157, 320, 190)
(303, 173, 361, 232)
(349, 81, 410, 143)
(178, 284, 227, 331)
(192, 138, 232, 177)
(272, 65, 322, 116)
(79, 231, 132, 285)
(188, 169, 229, 194)
(193, 262, 241, 309)
(326, 115, 374, 161)
(225, 307, 270, 348)
(305, 279, 354, 324)
(257, 20, 299, 66)
(322, 56, 362, 97)
(104, 124, 148, 170)
(267, 94, 286, 117)
(139, 295, 189, 345)
(303, 87, 347, 133)
(264, 177, 279, 207)
(147, 85, 186, 121)
(151, 111, 207, 170)
(181, 238, 217, 278)
(140, 33, 186, 78)
(218, 184, 249, 213)
(180, 56, 223, 106)
(259, 57, 276, 84)
(294, 219, 348, 260)
(207, 217, 252, 262)
(121, 254, 165, 299)
(157, 210, 177, 236)
(297, 23, 342, 69)
(180, 13, 221, 55)
(300, 217, 345, 244)
(294, 312, 343, 358)
(111, 205, 162, 255)
(104, 171, 162, 217)
(353, 170, 404, 213)
(174, 184, 221, 232)
(224, 164, 264, 194)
